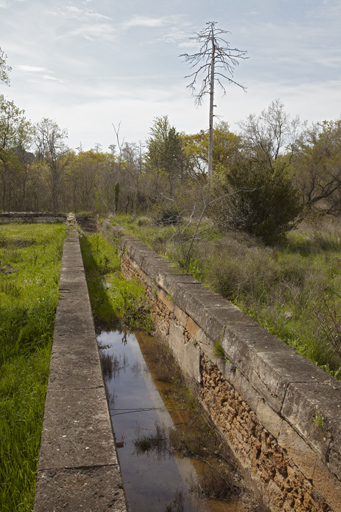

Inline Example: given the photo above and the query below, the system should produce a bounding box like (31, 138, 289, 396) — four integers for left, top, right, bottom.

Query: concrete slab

(34, 466, 126, 512)
(47, 349, 103, 391)
(38, 387, 117, 470)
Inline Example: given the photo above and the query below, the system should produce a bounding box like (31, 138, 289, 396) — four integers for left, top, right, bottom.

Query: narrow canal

(97, 327, 246, 512)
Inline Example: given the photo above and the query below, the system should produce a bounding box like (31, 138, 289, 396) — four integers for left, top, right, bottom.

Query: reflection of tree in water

(165, 490, 184, 512)
(130, 361, 149, 376)
(133, 422, 169, 461)
(100, 352, 128, 379)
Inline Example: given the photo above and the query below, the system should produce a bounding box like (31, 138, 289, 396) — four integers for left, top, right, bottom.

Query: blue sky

(1, 0, 340, 151)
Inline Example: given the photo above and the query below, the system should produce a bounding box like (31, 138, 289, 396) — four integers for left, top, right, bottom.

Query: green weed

(0, 223, 66, 512)
(213, 340, 225, 358)
(80, 232, 153, 332)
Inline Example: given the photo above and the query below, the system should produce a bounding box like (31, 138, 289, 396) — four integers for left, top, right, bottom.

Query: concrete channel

(33, 225, 127, 512)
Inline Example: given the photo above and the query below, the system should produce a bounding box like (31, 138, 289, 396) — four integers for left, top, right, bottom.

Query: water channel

(96, 327, 245, 512)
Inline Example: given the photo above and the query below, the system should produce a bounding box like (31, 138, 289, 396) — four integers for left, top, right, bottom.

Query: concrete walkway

(33, 227, 127, 512)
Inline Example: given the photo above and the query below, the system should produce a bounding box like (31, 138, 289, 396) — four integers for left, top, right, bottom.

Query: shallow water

(97, 329, 244, 512)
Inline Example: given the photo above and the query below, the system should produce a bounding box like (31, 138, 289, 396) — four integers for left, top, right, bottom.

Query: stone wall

(105, 223, 341, 512)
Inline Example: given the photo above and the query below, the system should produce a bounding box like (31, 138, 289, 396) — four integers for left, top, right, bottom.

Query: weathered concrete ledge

(0, 212, 67, 223)
(101, 220, 341, 512)
(33, 226, 127, 512)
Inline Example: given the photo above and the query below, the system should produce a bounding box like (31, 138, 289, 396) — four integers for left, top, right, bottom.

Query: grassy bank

(79, 231, 152, 332)
(0, 223, 66, 511)
(112, 214, 341, 380)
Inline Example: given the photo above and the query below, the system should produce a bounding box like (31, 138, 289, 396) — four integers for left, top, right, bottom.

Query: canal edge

(33, 224, 127, 512)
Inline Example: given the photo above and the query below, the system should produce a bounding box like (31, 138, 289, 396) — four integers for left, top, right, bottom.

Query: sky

(1, 0, 340, 152)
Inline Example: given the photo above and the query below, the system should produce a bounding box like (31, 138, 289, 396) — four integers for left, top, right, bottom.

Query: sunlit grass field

(0, 223, 66, 512)
(113, 214, 341, 380)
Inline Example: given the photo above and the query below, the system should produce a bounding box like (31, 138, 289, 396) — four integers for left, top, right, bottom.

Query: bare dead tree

(180, 21, 247, 180)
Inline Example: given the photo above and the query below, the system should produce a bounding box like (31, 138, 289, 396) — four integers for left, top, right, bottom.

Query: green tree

(239, 99, 300, 168)
(0, 96, 33, 210)
(145, 115, 186, 197)
(212, 158, 302, 244)
(182, 121, 242, 177)
(293, 119, 341, 215)
(34, 118, 70, 212)
(0, 48, 11, 86)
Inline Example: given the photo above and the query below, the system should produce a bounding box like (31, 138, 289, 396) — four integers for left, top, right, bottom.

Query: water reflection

(97, 329, 244, 512)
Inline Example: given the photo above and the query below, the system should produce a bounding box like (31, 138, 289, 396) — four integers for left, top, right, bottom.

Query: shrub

(153, 204, 181, 226)
(211, 159, 302, 244)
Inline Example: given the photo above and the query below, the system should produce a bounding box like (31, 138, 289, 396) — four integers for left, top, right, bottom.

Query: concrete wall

(105, 223, 341, 512)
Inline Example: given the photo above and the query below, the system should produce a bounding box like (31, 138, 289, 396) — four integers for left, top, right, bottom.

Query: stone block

(168, 321, 201, 383)
(173, 304, 188, 328)
(185, 315, 201, 341)
(222, 322, 330, 413)
(278, 420, 317, 480)
(282, 381, 341, 463)
(47, 345, 103, 391)
(202, 304, 252, 345)
(163, 273, 201, 297)
(141, 256, 176, 288)
(256, 399, 283, 439)
(329, 448, 341, 480)
(119, 234, 136, 252)
(311, 456, 341, 512)
(157, 287, 174, 313)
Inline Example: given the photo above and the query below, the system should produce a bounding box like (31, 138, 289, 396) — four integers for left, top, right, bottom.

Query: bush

(211, 159, 302, 244)
(153, 204, 181, 226)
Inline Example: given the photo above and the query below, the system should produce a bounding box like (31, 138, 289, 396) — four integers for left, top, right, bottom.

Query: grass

(0, 223, 66, 512)
(79, 231, 153, 332)
(113, 214, 341, 379)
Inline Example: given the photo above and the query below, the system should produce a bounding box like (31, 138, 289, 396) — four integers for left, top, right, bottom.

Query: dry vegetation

(114, 213, 341, 380)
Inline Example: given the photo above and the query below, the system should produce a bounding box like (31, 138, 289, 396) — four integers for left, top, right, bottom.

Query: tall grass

(79, 231, 153, 332)
(114, 214, 341, 379)
(0, 223, 66, 511)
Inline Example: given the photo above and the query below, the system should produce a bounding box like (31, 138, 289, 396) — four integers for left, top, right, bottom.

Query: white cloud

(42, 75, 64, 83)
(63, 5, 111, 22)
(16, 65, 48, 72)
(49, 3, 116, 41)
(160, 28, 190, 46)
(122, 16, 167, 30)
(314, 0, 341, 20)
(59, 22, 116, 41)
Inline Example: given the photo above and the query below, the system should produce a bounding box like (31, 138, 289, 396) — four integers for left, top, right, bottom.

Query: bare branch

(180, 21, 248, 180)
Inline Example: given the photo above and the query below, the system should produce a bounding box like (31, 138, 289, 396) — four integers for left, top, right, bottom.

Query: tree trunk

(208, 29, 215, 181)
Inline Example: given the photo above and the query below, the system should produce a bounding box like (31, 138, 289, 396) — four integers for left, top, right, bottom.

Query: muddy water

(97, 329, 244, 512)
